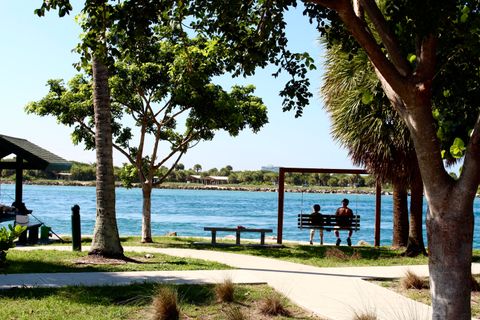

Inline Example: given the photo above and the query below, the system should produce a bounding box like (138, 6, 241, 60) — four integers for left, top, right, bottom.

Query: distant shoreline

(1, 180, 383, 195)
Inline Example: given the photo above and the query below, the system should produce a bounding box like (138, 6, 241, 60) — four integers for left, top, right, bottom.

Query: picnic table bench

(298, 214, 360, 231)
(204, 227, 273, 245)
(0, 213, 43, 244)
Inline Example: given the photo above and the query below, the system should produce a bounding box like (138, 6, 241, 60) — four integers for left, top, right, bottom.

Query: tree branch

(458, 115, 480, 196)
(312, 0, 410, 98)
(359, 0, 411, 76)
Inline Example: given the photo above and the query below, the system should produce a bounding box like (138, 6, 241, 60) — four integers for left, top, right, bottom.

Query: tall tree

(306, 1, 480, 318)
(27, 30, 268, 243)
(322, 43, 425, 253)
(36, 0, 124, 257)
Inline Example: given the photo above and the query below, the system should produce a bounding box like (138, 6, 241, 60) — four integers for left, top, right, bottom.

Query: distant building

(261, 166, 279, 172)
(187, 175, 228, 185)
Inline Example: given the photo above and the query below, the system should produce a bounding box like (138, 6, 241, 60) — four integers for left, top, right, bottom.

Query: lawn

(3, 249, 230, 274)
(43, 235, 434, 268)
(0, 283, 323, 320)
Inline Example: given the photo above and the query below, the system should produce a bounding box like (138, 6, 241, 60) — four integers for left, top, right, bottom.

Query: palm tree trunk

(404, 164, 427, 257)
(89, 54, 124, 258)
(392, 181, 409, 248)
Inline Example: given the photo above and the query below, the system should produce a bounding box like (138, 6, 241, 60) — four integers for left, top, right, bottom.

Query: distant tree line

(0, 161, 377, 188)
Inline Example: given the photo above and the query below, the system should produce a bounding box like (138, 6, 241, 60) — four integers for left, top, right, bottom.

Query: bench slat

(204, 227, 273, 245)
(298, 214, 360, 231)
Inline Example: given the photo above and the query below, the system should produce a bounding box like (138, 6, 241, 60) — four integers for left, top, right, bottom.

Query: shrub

(401, 270, 427, 290)
(0, 224, 26, 267)
(151, 287, 180, 320)
(259, 295, 290, 316)
(224, 305, 246, 320)
(215, 279, 235, 302)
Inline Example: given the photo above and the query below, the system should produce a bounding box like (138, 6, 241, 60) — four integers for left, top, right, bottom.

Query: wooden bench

(204, 227, 273, 245)
(298, 214, 360, 231)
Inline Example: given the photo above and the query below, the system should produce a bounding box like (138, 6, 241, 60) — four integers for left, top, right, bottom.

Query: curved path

(5, 246, 480, 320)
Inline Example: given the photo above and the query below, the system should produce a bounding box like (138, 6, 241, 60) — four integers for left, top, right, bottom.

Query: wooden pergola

(276, 167, 382, 246)
(0, 134, 72, 206)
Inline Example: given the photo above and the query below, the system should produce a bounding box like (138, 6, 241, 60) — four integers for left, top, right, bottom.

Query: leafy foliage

(0, 224, 27, 266)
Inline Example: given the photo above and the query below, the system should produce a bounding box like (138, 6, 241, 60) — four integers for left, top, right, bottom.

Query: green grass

(3, 249, 230, 274)
(118, 235, 431, 267)
(0, 283, 322, 320)
(36, 235, 434, 268)
(30, 235, 480, 269)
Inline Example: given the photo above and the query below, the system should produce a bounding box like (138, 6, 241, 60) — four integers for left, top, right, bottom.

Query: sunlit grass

(3, 249, 230, 274)
(0, 284, 322, 320)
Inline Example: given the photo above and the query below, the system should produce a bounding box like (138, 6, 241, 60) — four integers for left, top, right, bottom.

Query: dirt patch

(74, 255, 130, 265)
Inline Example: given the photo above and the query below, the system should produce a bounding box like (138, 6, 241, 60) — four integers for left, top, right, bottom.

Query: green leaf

(441, 150, 446, 158)
(443, 89, 451, 98)
(449, 137, 466, 158)
(407, 54, 417, 64)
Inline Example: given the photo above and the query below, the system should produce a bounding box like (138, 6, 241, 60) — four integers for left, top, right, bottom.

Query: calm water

(1, 184, 480, 247)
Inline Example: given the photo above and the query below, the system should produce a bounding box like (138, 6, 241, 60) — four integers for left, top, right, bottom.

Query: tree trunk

(142, 183, 153, 243)
(392, 181, 409, 248)
(89, 55, 124, 258)
(427, 191, 474, 319)
(404, 165, 427, 257)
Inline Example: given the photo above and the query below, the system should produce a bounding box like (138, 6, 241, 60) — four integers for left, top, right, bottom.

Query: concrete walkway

(5, 246, 480, 320)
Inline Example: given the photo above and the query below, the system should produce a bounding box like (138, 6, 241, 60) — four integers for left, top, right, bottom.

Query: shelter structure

(277, 167, 382, 246)
(0, 134, 72, 206)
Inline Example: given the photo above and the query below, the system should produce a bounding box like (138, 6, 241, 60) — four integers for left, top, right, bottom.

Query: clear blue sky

(0, 1, 357, 171)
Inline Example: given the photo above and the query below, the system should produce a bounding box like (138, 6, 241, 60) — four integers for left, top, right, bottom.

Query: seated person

(334, 198, 354, 246)
(309, 204, 324, 245)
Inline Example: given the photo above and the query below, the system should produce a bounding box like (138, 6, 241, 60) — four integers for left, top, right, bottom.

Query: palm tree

(321, 44, 426, 255)
(86, 1, 123, 258)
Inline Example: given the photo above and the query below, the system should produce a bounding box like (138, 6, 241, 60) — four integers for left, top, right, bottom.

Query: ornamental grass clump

(151, 287, 180, 320)
(224, 305, 246, 320)
(215, 278, 235, 302)
(352, 310, 378, 320)
(401, 270, 427, 290)
(259, 295, 290, 316)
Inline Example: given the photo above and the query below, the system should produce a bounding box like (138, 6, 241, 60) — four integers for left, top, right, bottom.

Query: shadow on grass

(0, 283, 216, 308)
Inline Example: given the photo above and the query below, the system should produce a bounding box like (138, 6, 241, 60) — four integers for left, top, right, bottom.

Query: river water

(1, 184, 479, 247)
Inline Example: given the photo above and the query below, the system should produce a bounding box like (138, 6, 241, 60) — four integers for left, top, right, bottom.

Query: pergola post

(277, 168, 285, 244)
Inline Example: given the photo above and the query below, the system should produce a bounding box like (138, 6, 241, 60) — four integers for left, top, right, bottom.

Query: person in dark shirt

(309, 204, 323, 245)
(335, 198, 354, 246)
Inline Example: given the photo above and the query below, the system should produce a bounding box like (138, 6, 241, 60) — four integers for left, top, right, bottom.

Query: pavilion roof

(0, 134, 72, 171)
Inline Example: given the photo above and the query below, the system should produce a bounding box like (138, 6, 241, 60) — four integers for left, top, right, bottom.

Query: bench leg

(28, 226, 40, 244)
(236, 231, 241, 245)
(18, 230, 27, 245)
(260, 232, 265, 245)
(211, 231, 217, 244)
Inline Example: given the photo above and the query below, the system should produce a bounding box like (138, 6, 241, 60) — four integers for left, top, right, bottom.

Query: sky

(0, 1, 357, 171)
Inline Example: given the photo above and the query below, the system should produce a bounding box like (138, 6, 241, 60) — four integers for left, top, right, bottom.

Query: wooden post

(374, 181, 382, 247)
(277, 168, 285, 244)
(15, 156, 23, 205)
